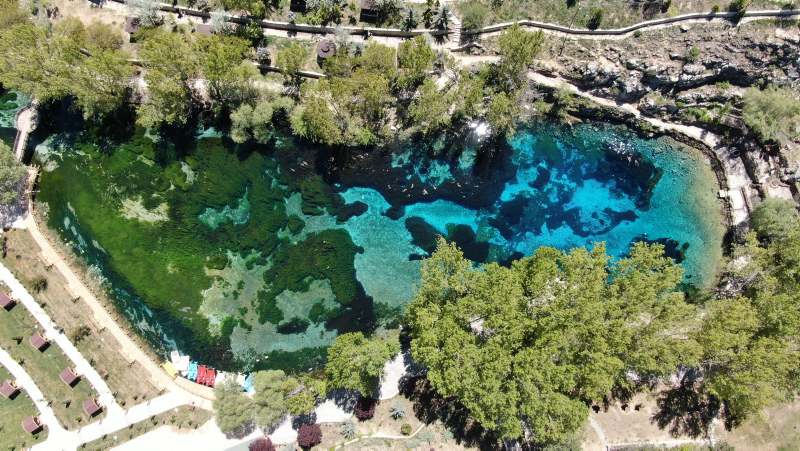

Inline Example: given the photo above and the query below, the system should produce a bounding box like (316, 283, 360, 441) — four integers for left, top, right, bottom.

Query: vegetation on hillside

(0, 141, 25, 204)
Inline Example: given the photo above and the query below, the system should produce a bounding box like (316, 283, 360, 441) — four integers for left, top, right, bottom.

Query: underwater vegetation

(34, 118, 725, 372)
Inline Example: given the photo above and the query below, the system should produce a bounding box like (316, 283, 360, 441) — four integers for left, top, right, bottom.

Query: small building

(21, 416, 42, 434)
(29, 332, 48, 351)
(360, 0, 379, 23)
(196, 23, 212, 37)
(125, 17, 140, 34)
(289, 0, 306, 13)
(0, 380, 19, 399)
(316, 40, 336, 60)
(162, 361, 178, 379)
(0, 291, 16, 310)
(187, 362, 198, 381)
(82, 398, 102, 416)
(59, 368, 80, 387)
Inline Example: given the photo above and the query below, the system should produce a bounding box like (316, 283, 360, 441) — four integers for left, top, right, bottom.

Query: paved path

(23, 214, 215, 408)
(12, 106, 35, 162)
(0, 347, 72, 446)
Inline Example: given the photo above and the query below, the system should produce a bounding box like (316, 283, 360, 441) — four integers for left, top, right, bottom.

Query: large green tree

(0, 142, 26, 205)
(213, 379, 256, 434)
(252, 370, 289, 427)
(406, 239, 698, 441)
(326, 332, 399, 396)
(743, 85, 800, 146)
(496, 24, 546, 92)
(194, 35, 253, 103)
(137, 30, 199, 127)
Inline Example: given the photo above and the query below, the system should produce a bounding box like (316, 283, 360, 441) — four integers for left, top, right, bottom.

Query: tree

(742, 85, 800, 146)
(326, 332, 399, 395)
(213, 379, 255, 434)
(431, 4, 453, 29)
(286, 376, 327, 415)
(275, 43, 308, 84)
(407, 78, 452, 134)
(406, 239, 698, 441)
(249, 436, 276, 451)
(496, 24, 546, 92)
(749, 198, 800, 240)
(84, 22, 124, 51)
(72, 49, 136, 119)
(396, 35, 436, 92)
(252, 370, 288, 428)
(231, 100, 276, 144)
(0, 24, 78, 102)
(137, 30, 198, 127)
(0, 142, 25, 205)
(221, 0, 266, 17)
(125, 0, 162, 27)
(0, 0, 30, 32)
(587, 8, 604, 29)
(194, 35, 253, 103)
(291, 81, 343, 145)
(401, 7, 420, 31)
(297, 423, 323, 448)
(486, 91, 519, 135)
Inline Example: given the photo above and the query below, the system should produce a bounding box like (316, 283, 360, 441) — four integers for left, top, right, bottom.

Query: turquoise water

(34, 118, 725, 371)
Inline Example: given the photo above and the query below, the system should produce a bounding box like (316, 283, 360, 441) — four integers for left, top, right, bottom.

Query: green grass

(0, 295, 106, 430)
(0, 365, 47, 450)
(1, 229, 163, 408)
(80, 405, 212, 450)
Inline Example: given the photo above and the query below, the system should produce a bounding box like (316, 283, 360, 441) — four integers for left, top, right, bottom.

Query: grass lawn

(81, 405, 212, 450)
(1, 229, 162, 410)
(0, 365, 47, 451)
(0, 281, 107, 430)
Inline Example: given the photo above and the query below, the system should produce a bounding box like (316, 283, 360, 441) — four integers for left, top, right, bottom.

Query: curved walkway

(23, 215, 215, 408)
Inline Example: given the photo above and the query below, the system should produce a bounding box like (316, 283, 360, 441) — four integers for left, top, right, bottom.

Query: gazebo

(59, 367, 80, 387)
(0, 380, 19, 398)
(21, 416, 42, 434)
(360, 0, 379, 22)
(83, 398, 102, 416)
(316, 40, 336, 60)
(125, 17, 140, 34)
(29, 332, 48, 351)
(0, 291, 15, 310)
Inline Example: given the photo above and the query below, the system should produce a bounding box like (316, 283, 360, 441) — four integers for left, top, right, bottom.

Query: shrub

(31, 276, 47, 293)
(405, 438, 421, 449)
(249, 437, 276, 451)
(459, 1, 488, 30)
(297, 423, 323, 448)
(355, 397, 377, 420)
(686, 46, 701, 62)
(401, 423, 412, 435)
(390, 401, 406, 419)
(70, 325, 92, 343)
(417, 430, 435, 444)
(442, 429, 454, 442)
(255, 47, 271, 64)
(711, 4, 721, 12)
(587, 9, 604, 29)
(633, 29, 643, 38)
(341, 417, 356, 439)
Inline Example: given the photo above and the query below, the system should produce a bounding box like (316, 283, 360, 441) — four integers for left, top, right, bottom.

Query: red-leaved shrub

(249, 437, 275, 451)
(355, 396, 377, 420)
(297, 423, 323, 448)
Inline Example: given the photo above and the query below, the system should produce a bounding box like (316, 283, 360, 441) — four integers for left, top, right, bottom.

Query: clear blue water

(34, 119, 726, 370)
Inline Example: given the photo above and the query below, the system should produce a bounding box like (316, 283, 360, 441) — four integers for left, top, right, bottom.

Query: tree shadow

(651, 370, 720, 439)
(405, 377, 502, 449)
(225, 419, 256, 440)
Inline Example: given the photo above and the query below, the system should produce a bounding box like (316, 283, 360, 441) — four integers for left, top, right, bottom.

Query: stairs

(450, 13, 462, 46)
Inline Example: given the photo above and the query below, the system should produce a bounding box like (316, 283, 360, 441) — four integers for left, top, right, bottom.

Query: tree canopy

(326, 332, 399, 395)
(495, 24, 546, 92)
(406, 239, 698, 441)
(0, 142, 26, 205)
(743, 85, 800, 146)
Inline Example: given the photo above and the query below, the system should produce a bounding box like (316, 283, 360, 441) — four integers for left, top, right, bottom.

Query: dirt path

(22, 214, 215, 409)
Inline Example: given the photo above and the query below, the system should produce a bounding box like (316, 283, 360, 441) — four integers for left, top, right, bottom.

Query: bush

(459, 1, 488, 30)
(587, 9, 604, 29)
(743, 85, 800, 145)
(70, 325, 92, 343)
(297, 424, 323, 448)
(686, 46, 701, 62)
(355, 397, 377, 420)
(417, 430, 435, 444)
(255, 47, 271, 64)
(31, 276, 48, 293)
(711, 4, 721, 12)
(633, 29, 643, 38)
(662, 0, 672, 10)
(249, 437, 276, 451)
(405, 438, 421, 449)
(341, 417, 356, 439)
(401, 423, 412, 435)
(390, 401, 406, 419)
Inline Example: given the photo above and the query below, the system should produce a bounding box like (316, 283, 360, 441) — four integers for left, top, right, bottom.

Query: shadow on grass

(403, 376, 502, 450)
(651, 370, 719, 439)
